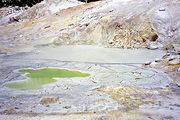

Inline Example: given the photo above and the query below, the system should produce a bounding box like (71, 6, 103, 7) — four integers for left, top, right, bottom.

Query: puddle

(6, 68, 90, 90)
(30, 45, 166, 64)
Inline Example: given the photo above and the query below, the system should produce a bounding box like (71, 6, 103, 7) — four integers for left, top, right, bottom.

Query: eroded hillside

(0, 0, 180, 53)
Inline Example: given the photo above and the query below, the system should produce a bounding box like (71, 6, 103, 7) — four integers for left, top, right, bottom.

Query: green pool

(6, 68, 90, 90)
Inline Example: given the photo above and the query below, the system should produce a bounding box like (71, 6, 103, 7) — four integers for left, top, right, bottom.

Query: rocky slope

(0, 0, 179, 52)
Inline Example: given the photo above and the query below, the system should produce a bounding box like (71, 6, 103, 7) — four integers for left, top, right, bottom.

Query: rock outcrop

(52, 0, 180, 48)
(0, 0, 179, 49)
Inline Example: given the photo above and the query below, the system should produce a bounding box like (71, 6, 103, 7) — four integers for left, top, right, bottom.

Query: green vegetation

(6, 68, 90, 90)
(0, 0, 100, 7)
(1, 0, 43, 7)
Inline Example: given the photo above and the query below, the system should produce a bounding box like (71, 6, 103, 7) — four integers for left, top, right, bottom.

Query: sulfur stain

(40, 97, 60, 105)
(6, 68, 90, 90)
(97, 85, 153, 110)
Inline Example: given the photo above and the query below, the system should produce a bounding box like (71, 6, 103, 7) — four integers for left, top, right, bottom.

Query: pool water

(6, 68, 90, 90)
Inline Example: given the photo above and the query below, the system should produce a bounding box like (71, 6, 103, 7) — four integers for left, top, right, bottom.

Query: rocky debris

(40, 97, 60, 105)
(172, 44, 180, 52)
(169, 58, 180, 65)
(177, 83, 180, 87)
(0, 7, 11, 17)
(147, 42, 163, 50)
(9, 16, 20, 23)
(0, 6, 27, 25)
(154, 58, 162, 62)
(149, 61, 162, 68)
(146, 51, 180, 71)
(159, 7, 165, 11)
(63, 105, 71, 109)
(145, 61, 151, 65)
(0, 6, 27, 17)
(148, 42, 158, 50)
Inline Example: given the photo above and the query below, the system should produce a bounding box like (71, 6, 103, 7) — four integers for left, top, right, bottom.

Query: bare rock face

(52, 0, 180, 48)
(53, 0, 157, 48)
(0, 0, 179, 49)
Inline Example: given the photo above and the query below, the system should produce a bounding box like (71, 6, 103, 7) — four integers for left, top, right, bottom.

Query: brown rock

(149, 33, 158, 41)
